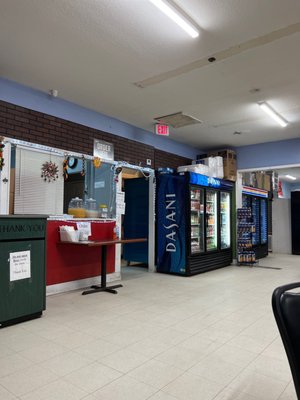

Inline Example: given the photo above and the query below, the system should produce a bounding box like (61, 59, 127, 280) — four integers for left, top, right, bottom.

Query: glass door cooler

(242, 186, 268, 259)
(156, 172, 234, 276)
(190, 188, 205, 254)
(220, 191, 231, 249)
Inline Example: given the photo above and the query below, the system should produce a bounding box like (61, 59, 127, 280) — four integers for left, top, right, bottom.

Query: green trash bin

(0, 215, 47, 327)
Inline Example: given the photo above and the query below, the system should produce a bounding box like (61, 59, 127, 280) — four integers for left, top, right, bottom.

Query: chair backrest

(272, 282, 300, 400)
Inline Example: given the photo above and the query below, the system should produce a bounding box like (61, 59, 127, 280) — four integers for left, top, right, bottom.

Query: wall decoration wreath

(93, 157, 101, 169)
(41, 161, 59, 182)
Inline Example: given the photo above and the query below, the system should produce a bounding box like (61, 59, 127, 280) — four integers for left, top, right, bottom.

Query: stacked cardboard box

(243, 171, 271, 191)
(207, 149, 237, 181)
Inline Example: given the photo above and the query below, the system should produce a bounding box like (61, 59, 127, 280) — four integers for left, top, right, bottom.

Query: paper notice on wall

(116, 191, 125, 203)
(117, 202, 126, 215)
(10, 250, 31, 281)
(116, 191, 126, 215)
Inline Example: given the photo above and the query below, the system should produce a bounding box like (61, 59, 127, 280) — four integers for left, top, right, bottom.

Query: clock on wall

(67, 157, 78, 169)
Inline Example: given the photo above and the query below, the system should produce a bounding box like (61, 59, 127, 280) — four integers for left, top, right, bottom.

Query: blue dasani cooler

(157, 174, 186, 274)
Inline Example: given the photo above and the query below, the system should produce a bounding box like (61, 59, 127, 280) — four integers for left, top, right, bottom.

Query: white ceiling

(1, 0, 300, 150)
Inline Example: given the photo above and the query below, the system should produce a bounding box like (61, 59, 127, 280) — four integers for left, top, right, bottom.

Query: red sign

(155, 124, 169, 136)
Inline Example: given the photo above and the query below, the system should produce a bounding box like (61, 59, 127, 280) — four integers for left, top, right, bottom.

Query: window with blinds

(14, 147, 64, 215)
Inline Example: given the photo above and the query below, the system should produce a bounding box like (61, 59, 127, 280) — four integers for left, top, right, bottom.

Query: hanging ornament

(81, 155, 86, 176)
(41, 161, 59, 182)
(93, 157, 101, 169)
(63, 155, 69, 180)
(0, 137, 5, 171)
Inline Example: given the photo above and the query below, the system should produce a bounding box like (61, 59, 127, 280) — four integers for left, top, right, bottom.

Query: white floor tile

(0, 353, 34, 378)
(64, 361, 122, 393)
(147, 391, 178, 400)
(0, 329, 48, 352)
(40, 351, 93, 376)
(2, 253, 299, 400)
(99, 348, 149, 373)
(19, 341, 68, 363)
(126, 337, 173, 358)
(128, 359, 184, 389)
(247, 354, 292, 383)
(0, 385, 19, 400)
(92, 375, 157, 400)
(228, 369, 288, 400)
(155, 344, 205, 370)
(278, 382, 297, 400)
(0, 365, 58, 397)
(188, 354, 243, 386)
(51, 330, 97, 349)
(74, 338, 122, 360)
(0, 344, 15, 359)
(227, 333, 272, 354)
(19, 378, 88, 400)
(162, 372, 224, 400)
(213, 386, 261, 400)
(210, 343, 258, 368)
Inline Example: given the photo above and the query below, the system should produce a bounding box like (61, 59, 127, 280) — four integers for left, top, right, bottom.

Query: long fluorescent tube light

(286, 174, 296, 180)
(258, 101, 288, 128)
(149, 0, 199, 38)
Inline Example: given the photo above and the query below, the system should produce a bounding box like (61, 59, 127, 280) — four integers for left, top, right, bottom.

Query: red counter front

(46, 220, 115, 285)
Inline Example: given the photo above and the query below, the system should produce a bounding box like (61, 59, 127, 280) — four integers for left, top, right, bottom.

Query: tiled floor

(0, 253, 299, 399)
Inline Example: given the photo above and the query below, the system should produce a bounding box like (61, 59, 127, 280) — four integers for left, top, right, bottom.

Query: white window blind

(14, 148, 64, 215)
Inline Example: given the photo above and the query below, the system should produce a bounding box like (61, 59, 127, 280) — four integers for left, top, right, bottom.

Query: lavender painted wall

(236, 138, 300, 170)
(0, 77, 201, 159)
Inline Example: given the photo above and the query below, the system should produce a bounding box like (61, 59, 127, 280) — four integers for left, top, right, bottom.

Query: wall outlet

(146, 159, 151, 166)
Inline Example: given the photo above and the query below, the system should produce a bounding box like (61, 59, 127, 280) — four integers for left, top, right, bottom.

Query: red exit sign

(155, 124, 169, 136)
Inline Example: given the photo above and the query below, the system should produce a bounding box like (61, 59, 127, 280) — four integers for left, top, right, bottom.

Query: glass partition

(84, 160, 116, 218)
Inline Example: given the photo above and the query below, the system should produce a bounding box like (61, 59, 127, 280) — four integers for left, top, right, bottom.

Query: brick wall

(155, 149, 191, 169)
(0, 100, 191, 168)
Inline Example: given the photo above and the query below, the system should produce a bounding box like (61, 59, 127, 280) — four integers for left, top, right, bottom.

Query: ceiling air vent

(154, 112, 202, 128)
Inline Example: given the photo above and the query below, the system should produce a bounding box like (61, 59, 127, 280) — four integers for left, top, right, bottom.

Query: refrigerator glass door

(260, 199, 267, 244)
(220, 191, 231, 249)
(206, 190, 218, 251)
(252, 198, 259, 245)
(190, 187, 205, 254)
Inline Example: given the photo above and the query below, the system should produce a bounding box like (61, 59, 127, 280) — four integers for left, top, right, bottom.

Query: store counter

(46, 219, 116, 290)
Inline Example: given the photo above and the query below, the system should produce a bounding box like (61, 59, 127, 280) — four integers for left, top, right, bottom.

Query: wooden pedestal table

(61, 238, 147, 295)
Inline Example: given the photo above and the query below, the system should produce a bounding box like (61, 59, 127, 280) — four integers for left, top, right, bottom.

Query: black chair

(272, 282, 300, 399)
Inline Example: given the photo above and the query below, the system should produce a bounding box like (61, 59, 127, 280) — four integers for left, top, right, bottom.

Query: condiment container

(85, 198, 98, 218)
(68, 197, 86, 218)
(99, 204, 108, 219)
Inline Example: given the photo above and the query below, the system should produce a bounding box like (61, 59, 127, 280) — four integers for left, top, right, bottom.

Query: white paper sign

(117, 202, 126, 215)
(95, 181, 105, 189)
(10, 250, 31, 281)
(116, 191, 125, 203)
(76, 222, 91, 236)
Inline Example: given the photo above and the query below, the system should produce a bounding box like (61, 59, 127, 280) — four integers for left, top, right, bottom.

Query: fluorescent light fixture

(149, 0, 199, 38)
(285, 174, 297, 180)
(258, 101, 288, 128)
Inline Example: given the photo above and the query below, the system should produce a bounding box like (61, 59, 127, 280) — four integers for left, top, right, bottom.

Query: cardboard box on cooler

(207, 149, 237, 181)
(177, 164, 209, 175)
(255, 172, 264, 189)
(263, 174, 271, 192)
(201, 157, 223, 179)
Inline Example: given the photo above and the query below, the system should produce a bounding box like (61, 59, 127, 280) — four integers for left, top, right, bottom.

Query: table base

(82, 284, 123, 295)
